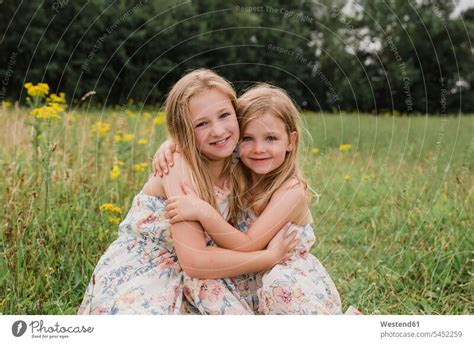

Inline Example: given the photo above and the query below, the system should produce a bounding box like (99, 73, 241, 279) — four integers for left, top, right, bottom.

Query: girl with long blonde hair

(78, 71, 297, 315)
(164, 84, 360, 314)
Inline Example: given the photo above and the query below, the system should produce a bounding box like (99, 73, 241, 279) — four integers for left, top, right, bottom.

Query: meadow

(0, 98, 472, 314)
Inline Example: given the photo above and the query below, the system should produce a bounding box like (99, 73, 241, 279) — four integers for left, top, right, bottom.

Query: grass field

(1, 106, 472, 314)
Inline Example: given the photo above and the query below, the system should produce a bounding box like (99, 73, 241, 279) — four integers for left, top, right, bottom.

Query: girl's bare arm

(158, 153, 297, 278)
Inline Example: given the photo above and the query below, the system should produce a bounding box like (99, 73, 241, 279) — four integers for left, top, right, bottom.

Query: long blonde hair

(165, 69, 237, 209)
(228, 83, 308, 225)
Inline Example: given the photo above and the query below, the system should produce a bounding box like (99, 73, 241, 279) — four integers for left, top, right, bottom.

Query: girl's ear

(287, 131, 298, 152)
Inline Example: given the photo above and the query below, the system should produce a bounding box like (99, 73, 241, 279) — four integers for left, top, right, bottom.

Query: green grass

(1, 108, 472, 314)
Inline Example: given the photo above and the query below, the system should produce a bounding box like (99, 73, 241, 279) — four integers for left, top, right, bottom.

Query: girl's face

(239, 112, 296, 177)
(188, 89, 239, 161)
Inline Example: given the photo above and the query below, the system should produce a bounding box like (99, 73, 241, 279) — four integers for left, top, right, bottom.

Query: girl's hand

(153, 139, 179, 177)
(266, 223, 299, 265)
(165, 182, 208, 223)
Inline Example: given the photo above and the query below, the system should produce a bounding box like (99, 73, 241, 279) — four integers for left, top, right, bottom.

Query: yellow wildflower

(311, 147, 320, 154)
(114, 131, 134, 143)
(138, 139, 148, 145)
(108, 216, 121, 225)
(38, 82, 50, 93)
(154, 117, 165, 125)
(122, 134, 134, 142)
(47, 92, 66, 104)
(154, 112, 166, 125)
(31, 105, 62, 121)
(100, 203, 122, 213)
(110, 166, 121, 180)
(24, 82, 50, 98)
(91, 121, 111, 138)
(133, 162, 148, 172)
(339, 144, 352, 152)
(49, 102, 65, 112)
(344, 175, 352, 181)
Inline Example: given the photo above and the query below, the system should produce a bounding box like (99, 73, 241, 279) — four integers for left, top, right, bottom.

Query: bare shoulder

(162, 152, 192, 183)
(142, 152, 190, 197)
(142, 173, 166, 197)
(169, 152, 189, 172)
(274, 178, 310, 225)
(273, 177, 307, 200)
(159, 152, 196, 197)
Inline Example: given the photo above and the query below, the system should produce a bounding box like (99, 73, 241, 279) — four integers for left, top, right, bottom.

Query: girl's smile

(209, 135, 232, 147)
(249, 157, 272, 162)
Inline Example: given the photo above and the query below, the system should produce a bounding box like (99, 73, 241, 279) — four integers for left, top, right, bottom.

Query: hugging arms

(142, 154, 298, 278)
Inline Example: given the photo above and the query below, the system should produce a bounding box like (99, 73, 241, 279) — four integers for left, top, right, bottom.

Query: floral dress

(240, 213, 361, 315)
(78, 187, 255, 315)
(180, 186, 260, 314)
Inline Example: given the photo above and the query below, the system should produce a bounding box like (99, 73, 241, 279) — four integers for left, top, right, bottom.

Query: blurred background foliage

(0, 0, 473, 114)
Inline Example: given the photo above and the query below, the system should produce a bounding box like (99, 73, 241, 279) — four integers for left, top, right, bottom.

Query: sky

(452, 0, 474, 17)
(342, 0, 474, 18)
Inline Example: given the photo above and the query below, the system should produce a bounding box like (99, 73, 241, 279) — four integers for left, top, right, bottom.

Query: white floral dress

(240, 212, 361, 315)
(78, 187, 254, 315)
(180, 186, 259, 314)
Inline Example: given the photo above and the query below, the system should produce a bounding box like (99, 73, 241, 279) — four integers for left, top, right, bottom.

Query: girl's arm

(159, 153, 297, 279)
(171, 217, 296, 278)
(166, 181, 306, 252)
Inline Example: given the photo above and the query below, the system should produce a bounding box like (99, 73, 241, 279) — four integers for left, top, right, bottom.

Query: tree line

(1, 0, 472, 114)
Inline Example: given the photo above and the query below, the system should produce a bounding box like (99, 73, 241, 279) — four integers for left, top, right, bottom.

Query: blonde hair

(165, 69, 237, 209)
(228, 83, 309, 225)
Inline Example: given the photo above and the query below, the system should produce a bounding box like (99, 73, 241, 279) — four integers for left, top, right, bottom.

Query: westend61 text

(380, 321, 420, 328)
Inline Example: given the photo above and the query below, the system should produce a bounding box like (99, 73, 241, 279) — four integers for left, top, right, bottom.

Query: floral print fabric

(240, 213, 361, 315)
(78, 189, 254, 315)
(78, 188, 360, 315)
